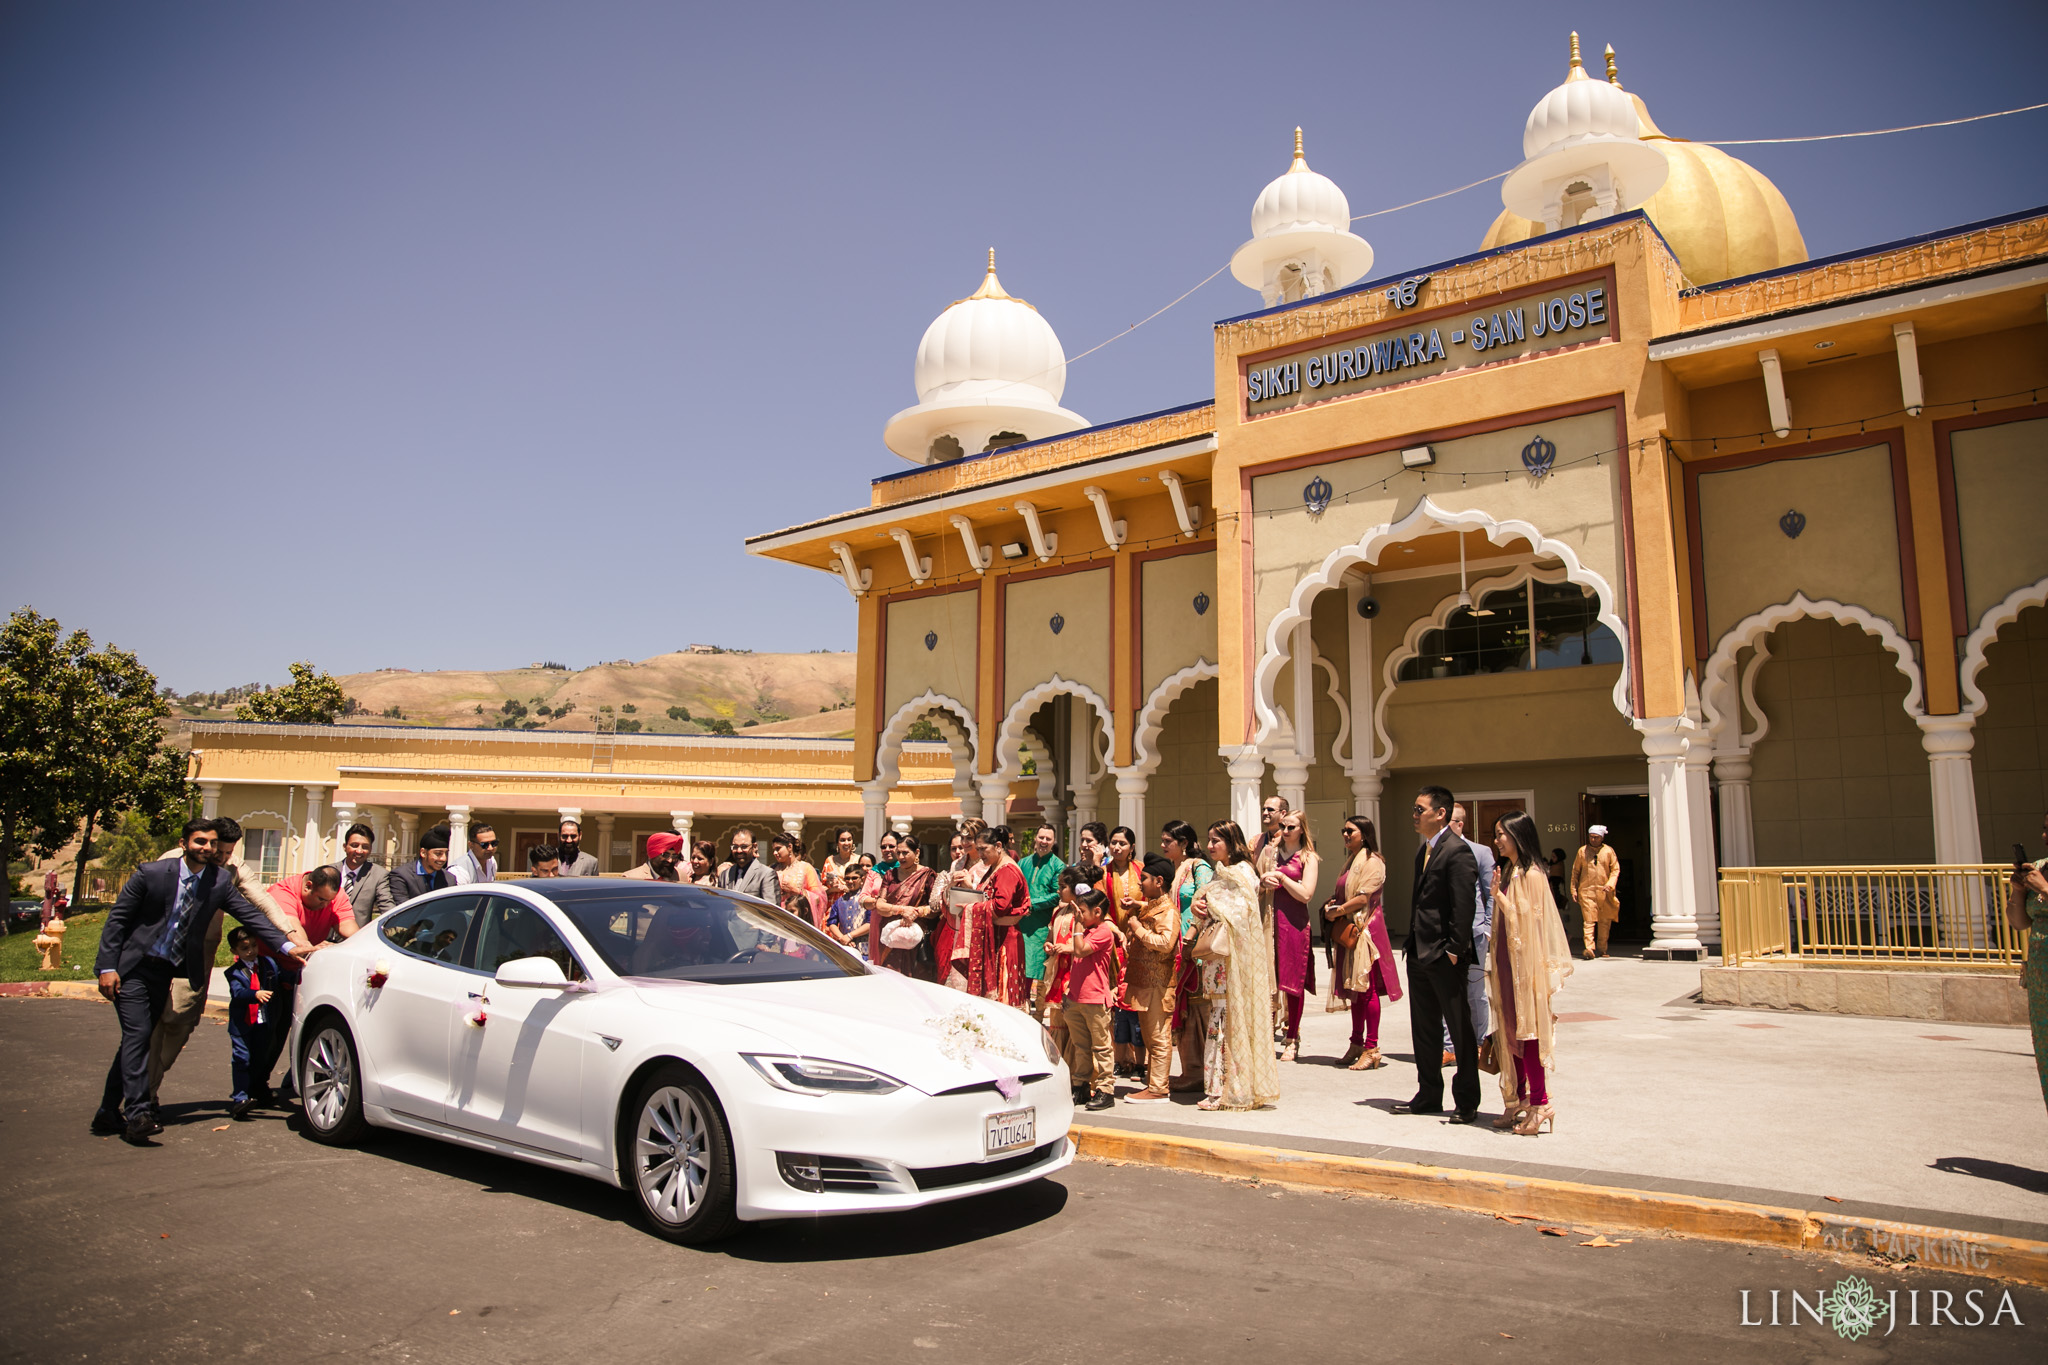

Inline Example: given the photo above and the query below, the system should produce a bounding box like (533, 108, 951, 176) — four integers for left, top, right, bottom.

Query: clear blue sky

(3, 0, 2043, 692)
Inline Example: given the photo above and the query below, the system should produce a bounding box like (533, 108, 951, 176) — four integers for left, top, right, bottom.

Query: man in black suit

(94, 819, 298, 1145)
(1398, 785, 1482, 1122)
(387, 825, 453, 906)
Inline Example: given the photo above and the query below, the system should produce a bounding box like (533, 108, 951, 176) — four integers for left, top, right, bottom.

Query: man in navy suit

(1398, 786, 1482, 1123)
(94, 819, 299, 1145)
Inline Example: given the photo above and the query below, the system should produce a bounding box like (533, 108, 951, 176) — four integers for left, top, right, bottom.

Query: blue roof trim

(869, 398, 1216, 486)
(1211, 210, 1676, 327)
(1678, 203, 2048, 296)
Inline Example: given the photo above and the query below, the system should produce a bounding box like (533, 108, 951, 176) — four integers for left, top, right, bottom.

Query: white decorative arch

(874, 689, 979, 787)
(1959, 576, 2048, 718)
(1700, 594, 1924, 753)
(1130, 659, 1218, 775)
(231, 808, 289, 826)
(995, 675, 1116, 781)
(1253, 496, 1630, 746)
(1316, 650, 1352, 770)
(1372, 560, 1579, 768)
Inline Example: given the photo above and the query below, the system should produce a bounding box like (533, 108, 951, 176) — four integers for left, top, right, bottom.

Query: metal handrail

(1718, 864, 2028, 969)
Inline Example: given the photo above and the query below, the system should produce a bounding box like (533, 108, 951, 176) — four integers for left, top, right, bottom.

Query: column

(299, 786, 327, 872)
(1034, 762, 1063, 842)
(1114, 768, 1148, 841)
(1223, 747, 1266, 840)
(1684, 741, 1720, 949)
(977, 773, 1012, 827)
(670, 811, 694, 847)
(1350, 770, 1383, 836)
(1285, 620, 1316, 814)
(396, 811, 419, 865)
(861, 780, 890, 853)
(1271, 749, 1310, 819)
(198, 782, 223, 819)
(593, 813, 615, 873)
(1918, 715, 1983, 864)
(951, 767, 978, 822)
(1713, 754, 1755, 868)
(890, 814, 914, 839)
(1067, 711, 1099, 840)
(1638, 719, 1702, 960)
(331, 802, 358, 869)
(445, 805, 471, 868)
(780, 813, 806, 846)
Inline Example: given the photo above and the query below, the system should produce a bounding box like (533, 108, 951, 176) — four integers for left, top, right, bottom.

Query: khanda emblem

(1780, 509, 1807, 539)
(1521, 435, 1557, 478)
(1193, 592, 1211, 616)
(924, 630, 938, 651)
(1303, 476, 1334, 516)
(1384, 274, 1430, 309)
(1049, 613, 1065, 635)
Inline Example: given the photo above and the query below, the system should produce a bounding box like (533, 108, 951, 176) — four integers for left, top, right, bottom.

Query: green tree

(620, 703, 637, 714)
(0, 609, 85, 876)
(906, 717, 942, 742)
(94, 808, 164, 884)
(667, 705, 691, 722)
(236, 661, 347, 724)
(702, 717, 736, 736)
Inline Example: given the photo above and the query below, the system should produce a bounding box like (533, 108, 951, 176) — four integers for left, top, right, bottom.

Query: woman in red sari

(964, 825, 1029, 1005)
(869, 839, 937, 978)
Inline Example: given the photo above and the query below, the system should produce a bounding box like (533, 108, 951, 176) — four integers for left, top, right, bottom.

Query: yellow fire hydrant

(33, 915, 66, 972)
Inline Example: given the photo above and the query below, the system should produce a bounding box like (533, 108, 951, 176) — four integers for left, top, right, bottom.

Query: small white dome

(882, 251, 1089, 465)
(911, 255, 1067, 405)
(1229, 128, 1375, 305)
(1522, 45, 1642, 159)
(1250, 133, 1352, 237)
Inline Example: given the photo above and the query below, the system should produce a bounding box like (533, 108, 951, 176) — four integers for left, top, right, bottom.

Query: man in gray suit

(555, 818, 600, 877)
(1443, 803, 1496, 1065)
(336, 823, 395, 926)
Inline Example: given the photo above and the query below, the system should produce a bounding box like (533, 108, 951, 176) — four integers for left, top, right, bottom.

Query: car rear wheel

(299, 1020, 369, 1146)
(624, 1065, 738, 1244)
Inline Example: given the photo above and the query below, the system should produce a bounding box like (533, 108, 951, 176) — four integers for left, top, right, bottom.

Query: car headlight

(742, 1054, 904, 1096)
(1037, 1022, 1063, 1065)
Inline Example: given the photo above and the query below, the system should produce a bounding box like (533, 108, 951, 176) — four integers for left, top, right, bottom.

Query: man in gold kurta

(1570, 826, 1621, 960)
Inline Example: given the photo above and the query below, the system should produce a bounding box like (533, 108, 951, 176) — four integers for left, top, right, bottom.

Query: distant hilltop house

(528, 661, 568, 671)
(683, 644, 752, 655)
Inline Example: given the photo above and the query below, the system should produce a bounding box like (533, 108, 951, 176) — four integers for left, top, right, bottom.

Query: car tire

(298, 1017, 369, 1147)
(622, 1065, 739, 1245)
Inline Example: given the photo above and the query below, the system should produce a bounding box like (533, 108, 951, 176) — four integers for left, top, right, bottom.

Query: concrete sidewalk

(1096, 954, 2047, 1237)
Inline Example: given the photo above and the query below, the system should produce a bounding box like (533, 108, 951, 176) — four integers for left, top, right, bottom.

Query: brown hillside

(336, 651, 857, 734)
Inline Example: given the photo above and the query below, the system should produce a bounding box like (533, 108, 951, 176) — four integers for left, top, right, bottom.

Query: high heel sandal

(1513, 1104, 1555, 1136)
(1278, 1040, 1298, 1063)
(1349, 1047, 1384, 1071)
(1493, 1103, 1530, 1130)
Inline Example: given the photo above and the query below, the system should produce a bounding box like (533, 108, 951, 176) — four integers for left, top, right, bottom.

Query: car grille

(909, 1137, 1067, 1192)
(933, 1071, 1053, 1098)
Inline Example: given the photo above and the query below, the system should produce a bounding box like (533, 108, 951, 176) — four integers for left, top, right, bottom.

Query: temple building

(747, 35, 2048, 959)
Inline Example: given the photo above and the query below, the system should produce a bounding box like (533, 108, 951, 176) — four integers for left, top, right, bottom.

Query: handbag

(1476, 1031, 1500, 1075)
(880, 921, 925, 951)
(1329, 900, 1362, 951)
(1193, 916, 1231, 960)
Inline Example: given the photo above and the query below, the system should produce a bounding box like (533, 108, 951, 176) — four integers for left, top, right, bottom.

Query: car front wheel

(299, 1019, 369, 1146)
(623, 1065, 738, 1244)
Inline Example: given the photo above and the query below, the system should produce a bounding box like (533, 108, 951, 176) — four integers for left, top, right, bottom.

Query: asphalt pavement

(2, 998, 2041, 1364)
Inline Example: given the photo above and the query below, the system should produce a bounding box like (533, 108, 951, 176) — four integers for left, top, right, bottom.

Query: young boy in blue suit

(225, 928, 279, 1119)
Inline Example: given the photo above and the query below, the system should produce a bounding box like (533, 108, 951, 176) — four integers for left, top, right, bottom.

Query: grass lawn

(0, 911, 239, 983)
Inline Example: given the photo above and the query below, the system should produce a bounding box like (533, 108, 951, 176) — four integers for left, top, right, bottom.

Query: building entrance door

(1580, 792, 1651, 944)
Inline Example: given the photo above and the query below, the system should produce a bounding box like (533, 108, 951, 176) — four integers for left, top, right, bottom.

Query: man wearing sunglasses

(449, 823, 500, 885)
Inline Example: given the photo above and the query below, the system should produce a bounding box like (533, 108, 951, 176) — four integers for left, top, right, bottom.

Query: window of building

(1397, 579, 1621, 681)
(242, 828, 286, 880)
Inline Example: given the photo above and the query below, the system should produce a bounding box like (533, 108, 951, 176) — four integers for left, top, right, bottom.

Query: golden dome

(1481, 51, 1808, 285)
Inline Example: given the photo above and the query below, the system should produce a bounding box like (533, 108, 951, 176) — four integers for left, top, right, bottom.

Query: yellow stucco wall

(1003, 568, 1112, 716)
(1139, 550, 1219, 701)
(1694, 444, 1906, 647)
(1746, 617, 1932, 864)
(1951, 415, 2048, 628)
(881, 585, 982, 725)
(1970, 603, 2048, 858)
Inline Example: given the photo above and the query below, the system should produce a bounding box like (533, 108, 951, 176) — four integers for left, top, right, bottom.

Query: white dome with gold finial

(1230, 128, 1374, 306)
(883, 250, 1089, 465)
(1499, 32, 1669, 229)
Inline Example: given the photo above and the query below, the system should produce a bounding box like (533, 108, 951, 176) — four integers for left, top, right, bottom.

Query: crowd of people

(86, 792, 1589, 1145)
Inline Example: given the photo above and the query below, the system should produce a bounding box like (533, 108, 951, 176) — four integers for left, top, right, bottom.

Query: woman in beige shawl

(1322, 816, 1402, 1070)
(1188, 821, 1280, 1112)
(1485, 810, 1575, 1135)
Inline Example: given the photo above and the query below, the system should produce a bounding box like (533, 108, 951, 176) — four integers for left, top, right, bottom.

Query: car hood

(625, 972, 1050, 1095)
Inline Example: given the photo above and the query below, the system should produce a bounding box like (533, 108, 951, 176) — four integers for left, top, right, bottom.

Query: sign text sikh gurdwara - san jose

(1244, 280, 1611, 416)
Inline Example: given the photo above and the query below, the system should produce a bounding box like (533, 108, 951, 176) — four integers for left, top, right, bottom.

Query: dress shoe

(228, 1098, 255, 1121)
(1394, 1098, 1444, 1115)
(1085, 1092, 1116, 1112)
(120, 1115, 157, 1146)
(1448, 1108, 1480, 1125)
(90, 1109, 123, 1136)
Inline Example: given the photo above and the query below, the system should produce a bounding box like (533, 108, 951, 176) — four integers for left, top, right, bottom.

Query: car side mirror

(494, 955, 570, 990)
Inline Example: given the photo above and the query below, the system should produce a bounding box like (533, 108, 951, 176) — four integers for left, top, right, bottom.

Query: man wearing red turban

(625, 832, 686, 882)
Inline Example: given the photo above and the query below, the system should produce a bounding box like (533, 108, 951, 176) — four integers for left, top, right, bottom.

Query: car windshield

(540, 882, 867, 984)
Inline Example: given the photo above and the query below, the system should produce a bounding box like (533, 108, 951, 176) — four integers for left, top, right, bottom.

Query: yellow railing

(1718, 866, 2029, 969)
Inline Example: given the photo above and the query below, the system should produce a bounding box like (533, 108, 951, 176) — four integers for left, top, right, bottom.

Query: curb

(0, 980, 231, 1018)
(1069, 1124, 2048, 1287)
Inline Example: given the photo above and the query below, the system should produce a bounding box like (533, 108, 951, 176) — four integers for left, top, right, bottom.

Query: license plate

(984, 1107, 1035, 1157)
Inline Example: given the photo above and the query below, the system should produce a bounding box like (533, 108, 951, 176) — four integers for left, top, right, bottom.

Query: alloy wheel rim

(634, 1086, 710, 1224)
(304, 1028, 352, 1131)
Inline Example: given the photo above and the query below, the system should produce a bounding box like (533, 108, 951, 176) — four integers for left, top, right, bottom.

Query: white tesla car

(288, 879, 1073, 1243)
